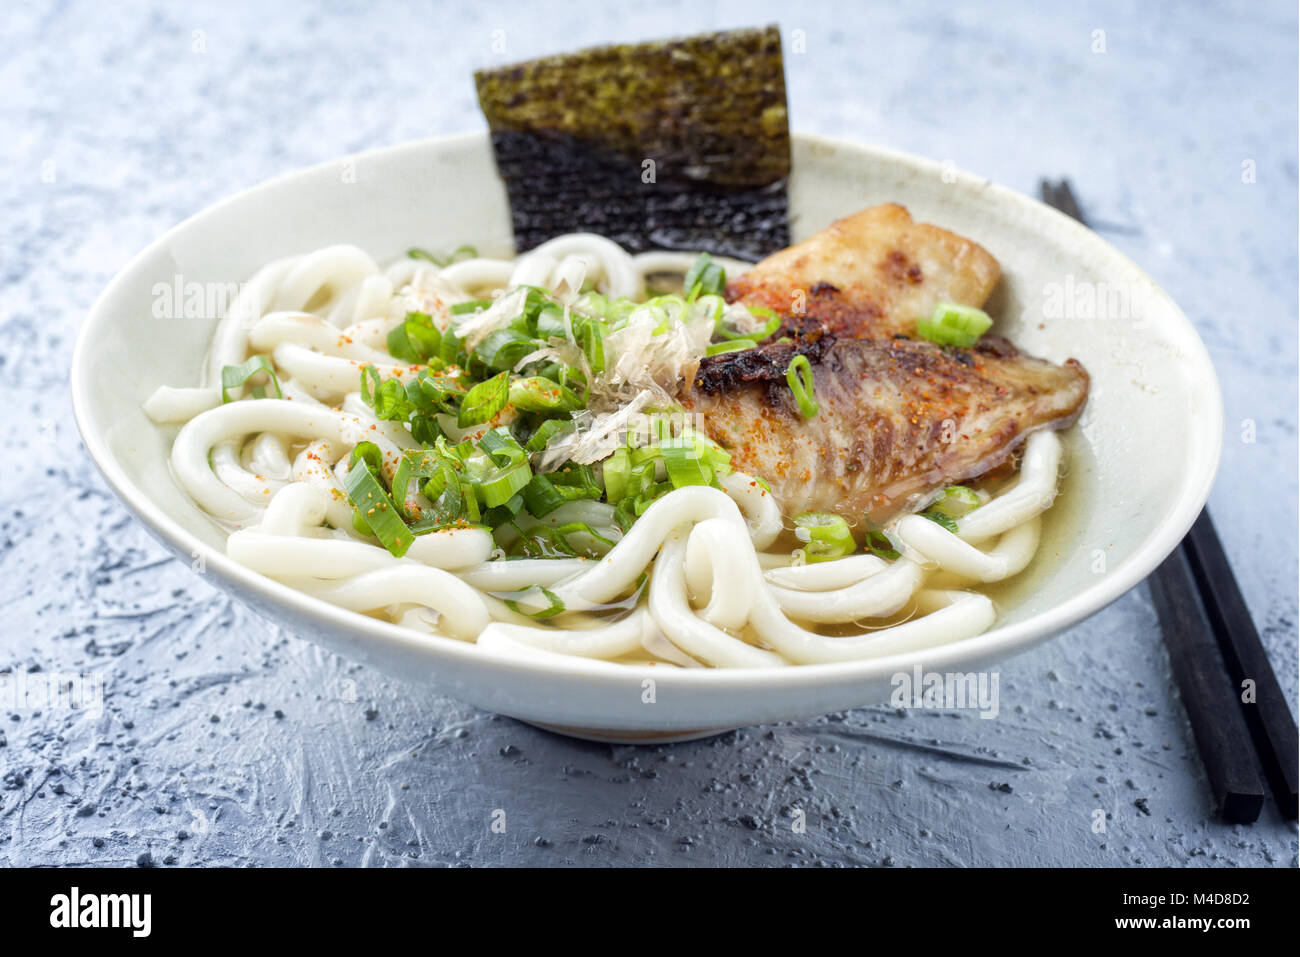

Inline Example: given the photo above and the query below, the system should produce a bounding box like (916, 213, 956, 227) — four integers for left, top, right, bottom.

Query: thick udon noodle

(144, 235, 1063, 668)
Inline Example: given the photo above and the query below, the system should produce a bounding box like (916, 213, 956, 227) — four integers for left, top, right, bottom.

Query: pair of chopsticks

(1040, 179, 1298, 824)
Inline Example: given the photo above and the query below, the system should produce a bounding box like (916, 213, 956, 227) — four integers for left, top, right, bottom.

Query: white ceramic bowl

(72, 132, 1222, 742)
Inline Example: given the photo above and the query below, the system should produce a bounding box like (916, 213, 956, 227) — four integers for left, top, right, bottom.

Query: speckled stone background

(2, 0, 1296, 866)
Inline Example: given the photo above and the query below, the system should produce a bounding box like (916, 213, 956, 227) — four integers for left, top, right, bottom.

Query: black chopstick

(1146, 547, 1265, 822)
(1183, 511, 1299, 818)
(1039, 179, 1085, 223)
(1038, 178, 1296, 823)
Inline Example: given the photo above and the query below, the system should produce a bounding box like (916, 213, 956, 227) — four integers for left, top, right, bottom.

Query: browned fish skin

(726, 203, 1001, 339)
(684, 335, 1089, 524)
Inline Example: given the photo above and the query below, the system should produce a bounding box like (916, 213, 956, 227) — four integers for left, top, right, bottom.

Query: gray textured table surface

(3, 0, 1297, 866)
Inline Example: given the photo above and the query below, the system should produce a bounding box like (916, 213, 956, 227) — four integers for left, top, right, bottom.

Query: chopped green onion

(349, 441, 384, 476)
(683, 253, 726, 299)
(366, 376, 415, 421)
(410, 369, 463, 415)
(470, 428, 533, 508)
(525, 417, 575, 453)
(514, 286, 551, 332)
(928, 485, 982, 519)
(520, 473, 601, 520)
(784, 354, 819, 418)
(549, 463, 602, 498)
(519, 474, 567, 517)
(457, 370, 510, 427)
(916, 302, 994, 348)
(693, 294, 726, 322)
(475, 467, 529, 507)
(611, 458, 659, 516)
(438, 324, 466, 364)
(481, 468, 530, 509)
(478, 427, 528, 468)
(420, 465, 474, 527)
(628, 440, 662, 469)
(450, 299, 492, 316)
(394, 448, 460, 519)
(504, 585, 566, 619)
(613, 496, 638, 533)
(550, 521, 616, 558)
(409, 415, 444, 447)
(360, 364, 381, 403)
(570, 312, 606, 374)
(391, 464, 412, 516)
(707, 339, 756, 355)
(535, 304, 568, 340)
(475, 327, 541, 372)
(341, 275, 813, 544)
(508, 376, 581, 413)
(920, 510, 960, 533)
(864, 525, 900, 561)
(506, 517, 609, 560)
(400, 448, 445, 477)
(793, 512, 855, 563)
(632, 481, 673, 516)
(691, 431, 732, 476)
(408, 245, 478, 267)
(386, 312, 441, 363)
(715, 307, 780, 341)
(590, 293, 637, 323)
(408, 436, 489, 528)
(660, 436, 715, 488)
(482, 493, 524, 530)
(749, 307, 782, 338)
(506, 523, 572, 559)
(630, 456, 659, 491)
(220, 355, 281, 403)
(344, 459, 411, 557)
(448, 437, 477, 461)
(602, 448, 632, 504)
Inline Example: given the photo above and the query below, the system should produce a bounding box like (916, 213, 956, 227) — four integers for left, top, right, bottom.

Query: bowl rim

(70, 129, 1224, 690)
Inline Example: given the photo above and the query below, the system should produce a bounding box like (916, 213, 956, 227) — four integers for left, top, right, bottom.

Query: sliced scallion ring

(601, 447, 632, 504)
(683, 252, 726, 299)
(508, 376, 581, 413)
(660, 436, 715, 488)
(920, 511, 960, 533)
(457, 370, 510, 427)
(220, 355, 281, 403)
(928, 485, 983, 519)
(793, 512, 855, 563)
(715, 307, 781, 342)
(784, 353, 819, 418)
(386, 312, 441, 363)
(504, 585, 566, 619)
(707, 339, 756, 356)
(916, 302, 993, 348)
(450, 299, 492, 316)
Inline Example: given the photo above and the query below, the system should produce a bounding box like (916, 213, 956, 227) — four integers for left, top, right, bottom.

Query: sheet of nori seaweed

(475, 26, 791, 261)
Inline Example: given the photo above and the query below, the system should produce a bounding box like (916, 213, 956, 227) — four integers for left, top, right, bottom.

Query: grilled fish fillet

(726, 203, 1001, 339)
(683, 334, 1089, 524)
